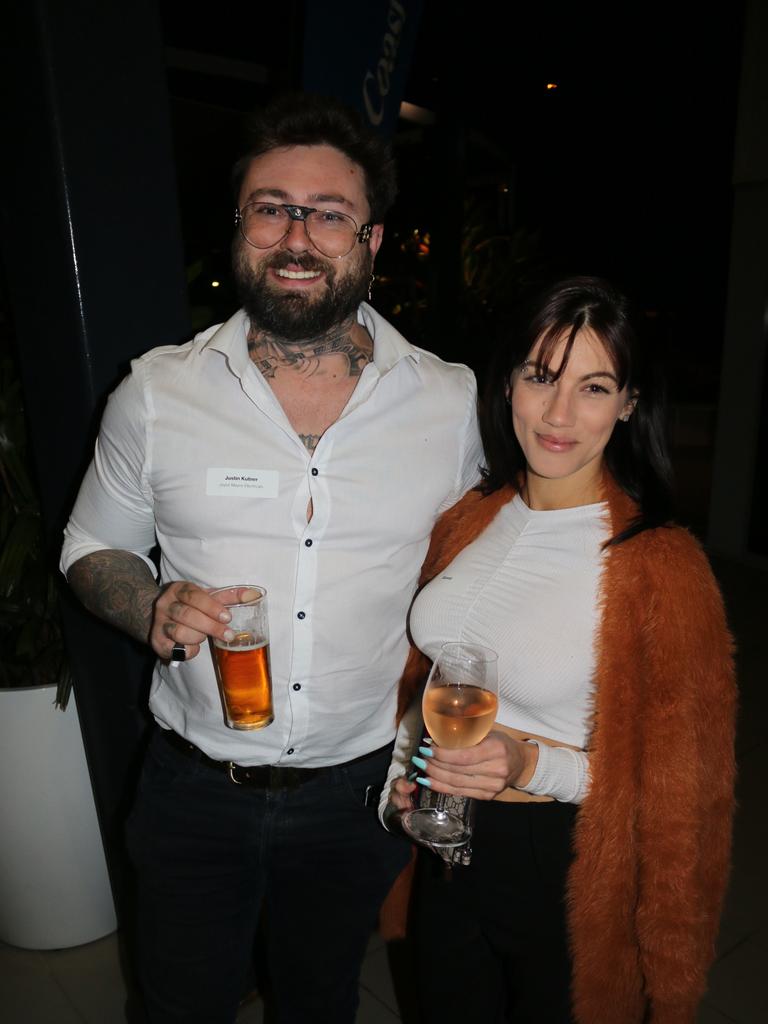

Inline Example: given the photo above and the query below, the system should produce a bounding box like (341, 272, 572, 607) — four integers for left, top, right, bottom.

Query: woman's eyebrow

(517, 362, 619, 384)
(579, 371, 619, 383)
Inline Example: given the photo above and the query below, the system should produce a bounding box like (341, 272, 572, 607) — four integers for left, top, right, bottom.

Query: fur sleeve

(568, 525, 736, 1024)
(634, 530, 736, 1021)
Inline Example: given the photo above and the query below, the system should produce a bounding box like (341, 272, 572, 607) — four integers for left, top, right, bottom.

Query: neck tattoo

(247, 321, 372, 380)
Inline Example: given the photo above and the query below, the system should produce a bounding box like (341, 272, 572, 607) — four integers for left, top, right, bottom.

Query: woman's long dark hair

(481, 276, 674, 544)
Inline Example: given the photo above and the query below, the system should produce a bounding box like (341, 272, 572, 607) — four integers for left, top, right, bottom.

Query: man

(62, 93, 481, 1023)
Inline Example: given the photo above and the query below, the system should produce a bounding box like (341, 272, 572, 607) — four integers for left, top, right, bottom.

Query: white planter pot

(0, 685, 117, 949)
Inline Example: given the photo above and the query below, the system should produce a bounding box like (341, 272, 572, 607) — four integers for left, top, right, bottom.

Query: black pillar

(0, 0, 191, 911)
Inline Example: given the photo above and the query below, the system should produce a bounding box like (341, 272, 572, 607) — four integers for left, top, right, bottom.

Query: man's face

(233, 144, 383, 340)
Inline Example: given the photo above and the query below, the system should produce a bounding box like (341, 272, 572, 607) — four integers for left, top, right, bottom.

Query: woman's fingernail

(223, 628, 235, 642)
(407, 770, 419, 782)
(411, 756, 428, 771)
(416, 776, 431, 788)
(219, 611, 232, 623)
(418, 745, 434, 758)
(421, 736, 433, 745)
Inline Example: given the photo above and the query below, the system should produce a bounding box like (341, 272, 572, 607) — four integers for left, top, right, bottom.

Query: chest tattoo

(298, 433, 321, 454)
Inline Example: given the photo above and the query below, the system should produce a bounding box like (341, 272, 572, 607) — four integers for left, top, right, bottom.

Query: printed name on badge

(206, 469, 279, 498)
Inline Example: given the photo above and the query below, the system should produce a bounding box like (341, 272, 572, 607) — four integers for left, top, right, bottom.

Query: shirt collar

(356, 302, 421, 373)
(200, 309, 252, 378)
(201, 303, 420, 379)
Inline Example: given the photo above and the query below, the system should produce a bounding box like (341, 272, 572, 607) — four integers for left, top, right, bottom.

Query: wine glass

(401, 641, 498, 848)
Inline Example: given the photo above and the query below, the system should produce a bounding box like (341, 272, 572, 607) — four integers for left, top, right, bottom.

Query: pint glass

(209, 585, 272, 730)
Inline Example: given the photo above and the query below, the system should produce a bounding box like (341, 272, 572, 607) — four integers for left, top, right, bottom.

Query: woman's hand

(413, 731, 539, 800)
(390, 775, 418, 813)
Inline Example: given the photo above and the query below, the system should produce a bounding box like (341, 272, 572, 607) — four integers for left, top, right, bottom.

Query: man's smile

(274, 268, 323, 280)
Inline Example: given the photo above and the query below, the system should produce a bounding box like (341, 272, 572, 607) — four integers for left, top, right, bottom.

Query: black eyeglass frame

(234, 202, 373, 258)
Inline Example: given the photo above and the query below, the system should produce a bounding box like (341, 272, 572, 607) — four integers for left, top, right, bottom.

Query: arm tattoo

(67, 550, 158, 645)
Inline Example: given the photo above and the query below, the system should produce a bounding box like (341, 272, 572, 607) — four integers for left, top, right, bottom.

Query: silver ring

(170, 643, 187, 663)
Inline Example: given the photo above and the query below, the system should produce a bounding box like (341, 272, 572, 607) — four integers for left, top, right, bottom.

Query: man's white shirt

(61, 304, 482, 766)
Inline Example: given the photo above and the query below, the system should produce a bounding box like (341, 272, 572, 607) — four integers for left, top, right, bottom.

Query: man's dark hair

(232, 93, 398, 223)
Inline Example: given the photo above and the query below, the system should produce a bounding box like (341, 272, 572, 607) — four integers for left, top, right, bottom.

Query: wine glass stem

(434, 790, 447, 819)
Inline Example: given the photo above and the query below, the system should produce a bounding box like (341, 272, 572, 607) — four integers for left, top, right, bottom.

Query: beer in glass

(209, 585, 272, 730)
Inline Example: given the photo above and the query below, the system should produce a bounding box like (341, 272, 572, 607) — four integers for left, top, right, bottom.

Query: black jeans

(126, 728, 410, 1024)
(414, 798, 577, 1024)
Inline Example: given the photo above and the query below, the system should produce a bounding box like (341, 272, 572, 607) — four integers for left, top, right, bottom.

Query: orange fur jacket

(381, 480, 736, 1024)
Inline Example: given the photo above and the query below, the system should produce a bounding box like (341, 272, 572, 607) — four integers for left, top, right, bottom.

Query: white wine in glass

(402, 642, 498, 848)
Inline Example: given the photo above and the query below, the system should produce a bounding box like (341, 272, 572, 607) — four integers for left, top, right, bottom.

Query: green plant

(0, 354, 72, 708)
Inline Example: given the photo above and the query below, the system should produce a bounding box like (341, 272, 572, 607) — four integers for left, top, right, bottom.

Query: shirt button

(286, 747, 294, 755)
(297, 611, 306, 620)
(311, 468, 319, 476)
(292, 683, 301, 691)
(305, 539, 313, 547)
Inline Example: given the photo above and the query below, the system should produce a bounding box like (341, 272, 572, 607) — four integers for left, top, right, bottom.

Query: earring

(620, 412, 631, 422)
(367, 274, 375, 302)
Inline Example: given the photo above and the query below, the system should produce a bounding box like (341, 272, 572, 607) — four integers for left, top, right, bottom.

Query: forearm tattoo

(67, 550, 158, 644)
(247, 322, 372, 379)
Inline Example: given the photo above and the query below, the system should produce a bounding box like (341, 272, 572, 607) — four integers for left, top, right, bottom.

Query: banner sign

(303, 0, 425, 138)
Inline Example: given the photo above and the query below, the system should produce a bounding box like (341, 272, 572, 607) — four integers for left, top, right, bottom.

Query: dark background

(160, 0, 744, 402)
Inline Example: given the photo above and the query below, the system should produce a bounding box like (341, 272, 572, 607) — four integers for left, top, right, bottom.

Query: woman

(380, 276, 736, 1024)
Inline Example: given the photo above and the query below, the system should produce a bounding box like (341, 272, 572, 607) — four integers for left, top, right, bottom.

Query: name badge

(206, 468, 279, 498)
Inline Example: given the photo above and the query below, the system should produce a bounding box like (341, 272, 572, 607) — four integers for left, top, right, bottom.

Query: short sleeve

(61, 366, 157, 576)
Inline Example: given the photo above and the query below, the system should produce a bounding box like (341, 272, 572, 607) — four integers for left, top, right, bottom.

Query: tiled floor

(1, 552, 764, 1023)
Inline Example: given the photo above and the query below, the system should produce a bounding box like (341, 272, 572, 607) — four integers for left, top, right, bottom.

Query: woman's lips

(535, 433, 578, 452)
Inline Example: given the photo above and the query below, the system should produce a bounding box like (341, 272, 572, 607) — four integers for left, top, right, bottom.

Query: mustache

(262, 251, 329, 275)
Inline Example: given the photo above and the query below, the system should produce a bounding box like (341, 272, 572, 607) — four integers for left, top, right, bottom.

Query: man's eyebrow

(241, 188, 355, 210)
(309, 192, 355, 209)
(242, 188, 290, 204)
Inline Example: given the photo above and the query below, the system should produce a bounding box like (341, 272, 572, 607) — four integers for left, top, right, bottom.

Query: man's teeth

(275, 268, 321, 280)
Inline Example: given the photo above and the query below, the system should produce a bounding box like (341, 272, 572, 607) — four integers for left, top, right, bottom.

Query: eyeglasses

(235, 202, 373, 259)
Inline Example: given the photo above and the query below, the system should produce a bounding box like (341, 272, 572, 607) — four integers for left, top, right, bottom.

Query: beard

(232, 241, 372, 342)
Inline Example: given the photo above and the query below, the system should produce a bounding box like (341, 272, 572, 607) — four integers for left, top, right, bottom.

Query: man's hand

(415, 731, 538, 801)
(151, 582, 236, 661)
(68, 551, 237, 662)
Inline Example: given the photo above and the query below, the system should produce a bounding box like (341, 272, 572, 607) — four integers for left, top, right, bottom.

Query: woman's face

(510, 327, 636, 501)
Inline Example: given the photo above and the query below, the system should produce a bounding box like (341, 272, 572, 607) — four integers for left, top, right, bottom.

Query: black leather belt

(161, 728, 390, 790)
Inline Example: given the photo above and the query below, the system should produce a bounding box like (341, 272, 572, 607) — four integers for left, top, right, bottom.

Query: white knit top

(382, 495, 610, 812)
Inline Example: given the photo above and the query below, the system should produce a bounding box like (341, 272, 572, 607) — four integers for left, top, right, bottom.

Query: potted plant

(0, 349, 116, 950)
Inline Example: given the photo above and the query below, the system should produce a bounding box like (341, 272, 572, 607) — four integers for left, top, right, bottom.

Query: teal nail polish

(411, 755, 427, 771)
(416, 776, 431, 788)
(418, 745, 434, 758)
(407, 770, 419, 782)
